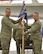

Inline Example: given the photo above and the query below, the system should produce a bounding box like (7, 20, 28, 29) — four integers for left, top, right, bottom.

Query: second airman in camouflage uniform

(25, 12, 42, 54)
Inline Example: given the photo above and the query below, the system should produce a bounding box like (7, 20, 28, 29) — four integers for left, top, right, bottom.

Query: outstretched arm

(24, 22, 41, 35)
(10, 17, 22, 24)
(2, 18, 21, 29)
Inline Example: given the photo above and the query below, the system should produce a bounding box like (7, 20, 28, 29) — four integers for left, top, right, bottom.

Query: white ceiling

(0, 0, 43, 3)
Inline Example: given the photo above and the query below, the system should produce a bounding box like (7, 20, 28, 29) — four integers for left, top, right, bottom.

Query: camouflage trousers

(32, 38, 42, 54)
(16, 39, 22, 54)
(1, 38, 11, 54)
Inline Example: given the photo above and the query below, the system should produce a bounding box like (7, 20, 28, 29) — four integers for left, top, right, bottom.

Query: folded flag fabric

(18, 1, 28, 24)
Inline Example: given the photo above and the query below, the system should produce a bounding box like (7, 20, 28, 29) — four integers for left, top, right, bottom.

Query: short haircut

(6, 8, 11, 10)
(34, 12, 39, 15)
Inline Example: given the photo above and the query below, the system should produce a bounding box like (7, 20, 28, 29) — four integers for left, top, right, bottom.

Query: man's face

(33, 13, 38, 20)
(6, 9, 11, 17)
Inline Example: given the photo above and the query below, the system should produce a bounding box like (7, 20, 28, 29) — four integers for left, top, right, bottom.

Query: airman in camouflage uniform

(25, 12, 42, 54)
(13, 18, 30, 54)
(1, 8, 22, 54)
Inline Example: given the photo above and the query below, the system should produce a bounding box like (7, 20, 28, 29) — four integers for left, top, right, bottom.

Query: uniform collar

(5, 15, 9, 18)
(35, 19, 39, 22)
